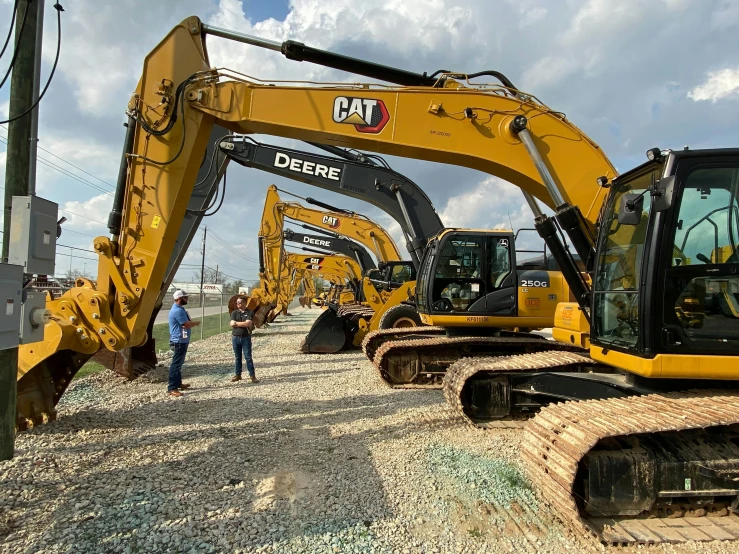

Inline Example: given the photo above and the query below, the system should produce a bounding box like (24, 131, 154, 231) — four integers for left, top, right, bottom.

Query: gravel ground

(1, 307, 737, 553)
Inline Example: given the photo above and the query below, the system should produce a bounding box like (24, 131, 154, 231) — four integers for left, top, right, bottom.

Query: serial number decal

(342, 184, 366, 194)
(430, 130, 451, 137)
(466, 316, 489, 322)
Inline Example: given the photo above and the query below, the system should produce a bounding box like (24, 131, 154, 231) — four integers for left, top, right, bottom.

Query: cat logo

(304, 257, 324, 265)
(333, 96, 390, 134)
(322, 215, 340, 229)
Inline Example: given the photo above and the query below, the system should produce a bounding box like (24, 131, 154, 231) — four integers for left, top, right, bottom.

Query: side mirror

(617, 193, 644, 225)
(652, 175, 675, 212)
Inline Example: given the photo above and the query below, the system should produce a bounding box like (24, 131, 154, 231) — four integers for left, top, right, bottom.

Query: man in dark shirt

(230, 297, 259, 383)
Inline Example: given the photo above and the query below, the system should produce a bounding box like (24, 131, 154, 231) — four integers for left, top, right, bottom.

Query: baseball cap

(173, 290, 189, 300)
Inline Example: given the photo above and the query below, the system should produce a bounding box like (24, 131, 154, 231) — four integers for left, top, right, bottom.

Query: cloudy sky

(1, 0, 738, 286)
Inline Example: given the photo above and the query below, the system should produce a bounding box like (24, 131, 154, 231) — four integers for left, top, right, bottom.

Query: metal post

(27, 0, 44, 195)
(200, 226, 206, 340)
(219, 293, 223, 331)
(1, 0, 43, 461)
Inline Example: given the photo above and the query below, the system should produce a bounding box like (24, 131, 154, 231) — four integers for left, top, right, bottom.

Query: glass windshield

(432, 235, 485, 312)
(665, 166, 739, 347)
(390, 263, 416, 283)
(672, 168, 739, 266)
(416, 244, 435, 312)
(489, 237, 512, 289)
(593, 168, 658, 348)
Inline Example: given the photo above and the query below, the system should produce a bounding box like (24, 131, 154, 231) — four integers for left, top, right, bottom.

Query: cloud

(688, 67, 739, 102)
(59, 194, 113, 233)
(0, 100, 8, 119)
(2, 0, 738, 282)
(711, 0, 739, 29)
(439, 176, 529, 229)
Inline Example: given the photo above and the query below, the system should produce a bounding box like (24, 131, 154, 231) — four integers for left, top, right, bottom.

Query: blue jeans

(232, 335, 255, 377)
(168, 342, 189, 392)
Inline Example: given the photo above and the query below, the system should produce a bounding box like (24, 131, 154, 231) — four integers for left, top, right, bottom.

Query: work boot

(168, 390, 183, 398)
(250, 375, 260, 383)
(231, 375, 242, 382)
(180, 383, 191, 390)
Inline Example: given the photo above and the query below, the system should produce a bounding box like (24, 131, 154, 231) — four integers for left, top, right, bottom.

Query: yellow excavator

(256, 184, 422, 351)
(251, 239, 362, 327)
(18, 17, 739, 544)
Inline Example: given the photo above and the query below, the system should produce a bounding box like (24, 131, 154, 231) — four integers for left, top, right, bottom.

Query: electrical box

(20, 290, 50, 344)
(0, 264, 23, 350)
(8, 195, 58, 276)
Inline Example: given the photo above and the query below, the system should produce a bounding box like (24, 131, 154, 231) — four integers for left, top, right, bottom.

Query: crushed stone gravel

(1, 307, 738, 553)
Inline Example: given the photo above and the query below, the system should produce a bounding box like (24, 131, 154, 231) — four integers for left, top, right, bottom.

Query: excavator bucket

(91, 310, 159, 379)
(300, 307, 350, 353)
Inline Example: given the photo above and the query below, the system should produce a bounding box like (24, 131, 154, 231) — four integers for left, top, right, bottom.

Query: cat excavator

(250, 192, 364, 326)
(255, 184, 419, 352)
(18, 16, 739, 544)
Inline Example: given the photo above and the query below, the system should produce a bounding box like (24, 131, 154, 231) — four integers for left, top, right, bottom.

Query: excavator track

(522, 391, 739, 544)
(372, 336, 584, 389)
(337, 304, 375, 319)
(361, 327, 446, 363)
(443, 351, 596, 428)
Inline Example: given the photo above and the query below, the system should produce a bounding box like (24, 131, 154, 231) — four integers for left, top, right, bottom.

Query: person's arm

(242, 311, 254, 331)
(176, 310, 200, 328)
(229, 310, 253, 329)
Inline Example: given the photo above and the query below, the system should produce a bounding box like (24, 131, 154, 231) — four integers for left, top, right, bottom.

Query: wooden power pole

(1, 0, 44, 460)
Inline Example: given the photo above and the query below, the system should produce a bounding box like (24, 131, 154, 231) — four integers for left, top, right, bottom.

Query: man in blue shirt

(167, 290, 200, 397)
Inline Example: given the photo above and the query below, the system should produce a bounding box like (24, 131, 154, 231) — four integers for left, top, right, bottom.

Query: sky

(1, 0, 738, 287)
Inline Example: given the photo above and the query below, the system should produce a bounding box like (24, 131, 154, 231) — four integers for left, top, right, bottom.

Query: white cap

(173, 290, 189, 300)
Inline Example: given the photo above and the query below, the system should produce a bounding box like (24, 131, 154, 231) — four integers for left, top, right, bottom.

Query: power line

(208, 229, 259, 263)
(55, 251, 97, 262)
(61, 228, 98, 238)
(58, 243, 96, 253)
(57, 208, 106, 226)
(1, 124, 114, 190)
(0, 2, 65, 125)
(0, 134, 114, 196)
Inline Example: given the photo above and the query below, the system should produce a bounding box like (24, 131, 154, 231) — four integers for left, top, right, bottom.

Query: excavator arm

(221, 138, 444, 266)
(260, 185, 402, 265)
(282, 228, 376, 273)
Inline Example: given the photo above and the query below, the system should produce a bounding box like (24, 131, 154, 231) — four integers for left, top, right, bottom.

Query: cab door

(469, 235, 517, 315)
(429, 233, 516, 315)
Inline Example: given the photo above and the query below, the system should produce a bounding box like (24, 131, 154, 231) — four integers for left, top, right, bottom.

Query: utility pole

(199, 226, 206, 340)
(1, 0, 44, 461)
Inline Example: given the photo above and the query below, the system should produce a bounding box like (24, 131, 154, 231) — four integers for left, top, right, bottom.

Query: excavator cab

(416, 229, 565, 328)
(369, 261, 417, 292)
(417, 231, 515, 316)
(590, 149, 739, 368)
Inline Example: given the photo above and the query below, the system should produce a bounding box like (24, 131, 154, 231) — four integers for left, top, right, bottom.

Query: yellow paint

(590, 348, 739, 380)
(151, 215, 161, 229)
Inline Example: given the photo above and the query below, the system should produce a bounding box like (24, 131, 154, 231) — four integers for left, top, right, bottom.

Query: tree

(192, 267, 225, 284)
(224, 279, 244, 294)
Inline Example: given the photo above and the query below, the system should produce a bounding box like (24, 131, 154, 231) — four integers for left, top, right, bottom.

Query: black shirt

(230, 308, 254, 337)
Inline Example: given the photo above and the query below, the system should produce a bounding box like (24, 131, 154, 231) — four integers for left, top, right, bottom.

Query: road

(154, 305, 230, 325)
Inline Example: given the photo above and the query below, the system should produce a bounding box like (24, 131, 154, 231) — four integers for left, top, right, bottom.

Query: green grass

(74, 310, 231, 380)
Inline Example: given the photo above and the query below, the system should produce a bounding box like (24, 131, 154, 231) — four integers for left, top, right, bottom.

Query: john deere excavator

(234, 160, 429, 353)
(19, 16, 739, 544)
(256, 184, 424, 351)
(250, 196, 364, 326)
